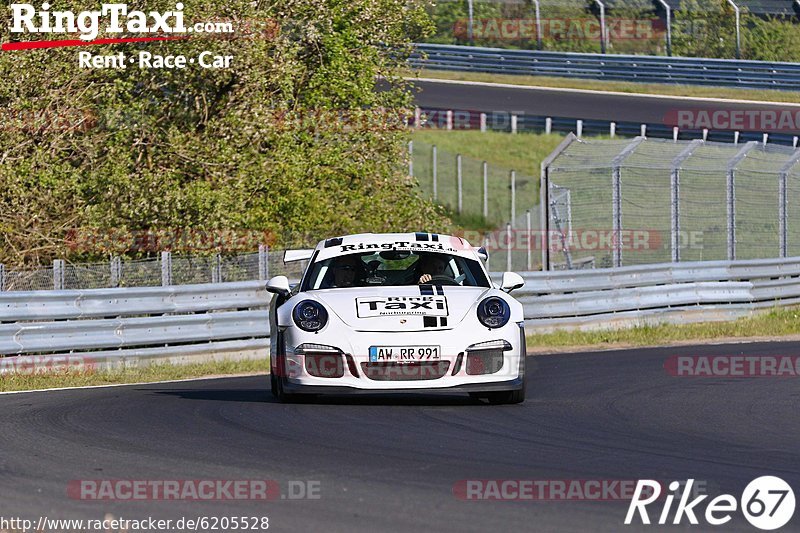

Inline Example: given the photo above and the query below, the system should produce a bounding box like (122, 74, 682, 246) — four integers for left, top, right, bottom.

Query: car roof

(313, 232, 478, 262)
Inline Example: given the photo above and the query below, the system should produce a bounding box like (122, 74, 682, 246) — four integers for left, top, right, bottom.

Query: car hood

(311, 286, 491, 332)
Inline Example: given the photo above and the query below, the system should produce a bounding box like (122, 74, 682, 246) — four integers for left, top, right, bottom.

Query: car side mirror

(500, 272, 525, 293)
(266, 275, 291, 296)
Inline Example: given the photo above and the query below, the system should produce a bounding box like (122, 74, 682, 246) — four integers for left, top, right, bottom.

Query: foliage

(0, 0, 449, 266)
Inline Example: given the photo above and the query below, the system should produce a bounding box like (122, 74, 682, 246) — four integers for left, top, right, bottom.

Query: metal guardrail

(412, 43, 800, 91)
(3, 257, 800, 365)
(0, 281, 271, 363)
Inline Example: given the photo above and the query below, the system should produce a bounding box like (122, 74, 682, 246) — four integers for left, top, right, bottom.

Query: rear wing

(284, 249, 314, 263)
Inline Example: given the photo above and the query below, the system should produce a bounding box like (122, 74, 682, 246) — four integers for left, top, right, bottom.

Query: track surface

(412, 79, 800, 131)
(1, 341, 799, 532)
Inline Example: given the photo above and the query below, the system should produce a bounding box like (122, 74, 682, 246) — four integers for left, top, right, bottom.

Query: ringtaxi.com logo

(625, 477, 795, 530)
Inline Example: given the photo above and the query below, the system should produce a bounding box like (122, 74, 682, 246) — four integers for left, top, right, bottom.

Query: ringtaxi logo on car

(625, 477, 795, 530)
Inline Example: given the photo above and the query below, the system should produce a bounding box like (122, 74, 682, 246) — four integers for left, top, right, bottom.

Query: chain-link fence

(542, 134, 800, 269)
(426, 0, 800, 60)
(0, 248, 307, 292)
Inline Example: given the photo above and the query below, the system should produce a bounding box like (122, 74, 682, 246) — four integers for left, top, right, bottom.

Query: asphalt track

(1, 341, 799, 532)
(412, 79, 800, 131)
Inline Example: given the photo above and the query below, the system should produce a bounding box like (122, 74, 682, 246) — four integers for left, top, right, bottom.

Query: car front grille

(360, 361, 451, 381)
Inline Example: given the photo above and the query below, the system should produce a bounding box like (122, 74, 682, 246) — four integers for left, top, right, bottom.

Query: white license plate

(368, 346, 441, 362)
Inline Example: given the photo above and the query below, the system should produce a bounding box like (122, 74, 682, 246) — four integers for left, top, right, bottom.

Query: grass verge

(526, 307, 800, 352)
(416, 69, 800, 104)
(0, 358, 267, 393)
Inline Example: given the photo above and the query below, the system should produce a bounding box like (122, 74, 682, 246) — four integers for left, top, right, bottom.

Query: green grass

(415, 69, 800, 104)
(526, 307, 800, 351)
(0, 358, 267, 393)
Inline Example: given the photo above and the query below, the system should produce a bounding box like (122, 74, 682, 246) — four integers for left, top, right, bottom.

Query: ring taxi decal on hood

(356, 296, 449, 318)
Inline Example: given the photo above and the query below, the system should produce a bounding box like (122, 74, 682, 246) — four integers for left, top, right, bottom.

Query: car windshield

(302, 251, 490, 290)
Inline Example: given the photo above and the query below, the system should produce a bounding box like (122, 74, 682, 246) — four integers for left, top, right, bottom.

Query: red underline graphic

(2, 36, 190, 51)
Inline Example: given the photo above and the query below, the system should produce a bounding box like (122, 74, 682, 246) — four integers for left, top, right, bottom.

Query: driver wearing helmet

(417, 253, 451, 284)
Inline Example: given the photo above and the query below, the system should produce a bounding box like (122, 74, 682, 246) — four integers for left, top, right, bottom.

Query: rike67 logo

(625, 477, 795, 530)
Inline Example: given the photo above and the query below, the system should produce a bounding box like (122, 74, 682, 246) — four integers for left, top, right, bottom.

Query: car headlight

(293, 300, 329, 332)
(477, 297, 511, 329)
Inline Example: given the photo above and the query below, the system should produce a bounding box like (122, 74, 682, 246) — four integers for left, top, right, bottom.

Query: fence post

(467, 0, 474, 43)
(526, 210, 532, 270)
(506, 222, 512, 272)
(594, 0, 607, 54)
(510, 170, 516, 228)
(779, 150, 800, 257)
(533, 0, 542, 49)
(259, 244, 269, 280)
(161, 251, 172, 287)
(212, 253, 222, 283)
(414, 107, 421, 128)
(670, 140, 703, 262)
(53, 259, 65, 290)
(432, 145, 438, 201)
(540, 133, 579, 270)
(457, 154, 463, 214)
(482, 161, 489, 219)
(0, 264, 5, 292)
(408, 140, 413, 177)
(611, 137, 646, 268)
(727, 142, 756, 261)
(655, 0, 672, 56)
(110, 256, 122, 287)
(727, 0, 741, 59)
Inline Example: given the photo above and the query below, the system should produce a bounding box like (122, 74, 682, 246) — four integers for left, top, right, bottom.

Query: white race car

(266, 232, 527, 404)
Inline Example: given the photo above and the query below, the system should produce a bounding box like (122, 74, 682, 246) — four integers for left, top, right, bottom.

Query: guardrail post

(432, 145, 438, 201)
(446, 110, 453, 130)
(0, 264, 5, 292)
(161, 251, 172, 287)
(673, 127, 679, 142)
(670, 139, 704, 262)
(457, 154, 463, 214)
(610, 122, 616, 138)
(110, 256, 122, 288)
(727, 141, 757, 260)
(763, 133, 769, 145)
(482, 161, 489, 219)
(53, 259, 65, 290)
(611, 137, 646, 267)
(414, 107, 421, 128)
(540, 133, 578, 270)
(576, 120, 583, 138)
(506, 222, 512, 272)
(259, 244, 269, 280)
(480, 113, 487, 132)
(545, 117, 552, 135)
(734, 131, 740, 144)
(640, 124, 647, 137)
(703, 129, 708, 141)
(212, 253, 222, 283)
(779, 150, 800, 257)
(510, 170, 516, 228)
(511, 114, 518, 134)
(408, 140, 413, 177)
(526, 210, 532, 270)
